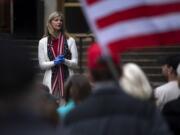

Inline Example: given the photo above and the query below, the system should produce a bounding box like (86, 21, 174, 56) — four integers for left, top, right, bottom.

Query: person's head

(64, 74, 92, 104)
(0, 40, 36, 101)
(120, 63, 153, 100)
(46, 11, 64, 37)
(38, 84, 59, 105)
(87, 42, 121, 82)
(159, 55, 180, 80)
(37, 83, 60, 126)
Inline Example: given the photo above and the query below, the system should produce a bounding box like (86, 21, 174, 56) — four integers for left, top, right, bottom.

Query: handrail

(74, 34, 95, 73)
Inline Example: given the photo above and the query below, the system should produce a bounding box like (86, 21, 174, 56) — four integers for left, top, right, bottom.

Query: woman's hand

(54, 55, 65, 65)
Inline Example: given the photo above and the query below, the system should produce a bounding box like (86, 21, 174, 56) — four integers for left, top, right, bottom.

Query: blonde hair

(120, 63, 152, 100)
(46, 11, 64, 37)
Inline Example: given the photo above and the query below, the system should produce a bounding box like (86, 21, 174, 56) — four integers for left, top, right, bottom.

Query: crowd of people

(0, 11, 180, 135)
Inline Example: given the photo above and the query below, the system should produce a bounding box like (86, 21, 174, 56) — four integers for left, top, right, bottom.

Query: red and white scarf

(48, 33, 65, 97)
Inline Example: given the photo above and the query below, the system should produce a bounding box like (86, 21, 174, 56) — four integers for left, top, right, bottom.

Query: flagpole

(101, 46, 120, 85)
(105, 56, 120, 85)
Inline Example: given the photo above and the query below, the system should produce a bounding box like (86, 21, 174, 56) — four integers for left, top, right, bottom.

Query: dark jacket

(162, 97, 180, 135)
(0, 111, 57, 135)
(61, 84, 172, 135)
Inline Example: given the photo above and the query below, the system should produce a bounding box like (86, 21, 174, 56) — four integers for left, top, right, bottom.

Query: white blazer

(38, 36, 78, 93)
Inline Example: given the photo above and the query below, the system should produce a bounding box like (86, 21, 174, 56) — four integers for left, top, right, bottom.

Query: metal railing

(75, 34, 95, 73)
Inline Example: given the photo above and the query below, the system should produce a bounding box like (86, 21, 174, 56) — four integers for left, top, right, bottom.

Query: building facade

(0, 0, 90, 39)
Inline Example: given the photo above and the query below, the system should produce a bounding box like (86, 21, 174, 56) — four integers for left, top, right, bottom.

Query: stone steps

(121, 45, 180, 88)
(6, 39, 180, 88)
(79, 43, 180, 88)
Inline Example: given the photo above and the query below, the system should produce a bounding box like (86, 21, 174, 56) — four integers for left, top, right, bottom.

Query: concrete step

(121, 45, 180, 88)
(121, 52, 180, 60)
(126, 45, 180, 52)
(7, 39, 180, 89)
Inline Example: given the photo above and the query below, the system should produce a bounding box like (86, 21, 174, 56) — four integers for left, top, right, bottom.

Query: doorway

(13, 0, 44, 39)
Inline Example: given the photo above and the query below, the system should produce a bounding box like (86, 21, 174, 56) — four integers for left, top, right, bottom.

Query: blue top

(57, 99, 75, 119)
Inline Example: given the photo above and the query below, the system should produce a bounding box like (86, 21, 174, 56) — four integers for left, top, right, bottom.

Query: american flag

(79, 0, 180, 54)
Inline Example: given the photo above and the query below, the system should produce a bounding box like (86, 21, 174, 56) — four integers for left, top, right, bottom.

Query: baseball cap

(87, 42, 120, 70)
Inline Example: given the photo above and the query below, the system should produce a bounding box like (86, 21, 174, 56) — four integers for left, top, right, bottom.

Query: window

(64, 0, 90, 34)
(65, 0, 78, 2)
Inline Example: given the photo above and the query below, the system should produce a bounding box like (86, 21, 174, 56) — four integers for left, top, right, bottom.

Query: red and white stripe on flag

(80, 0, 180, 54)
